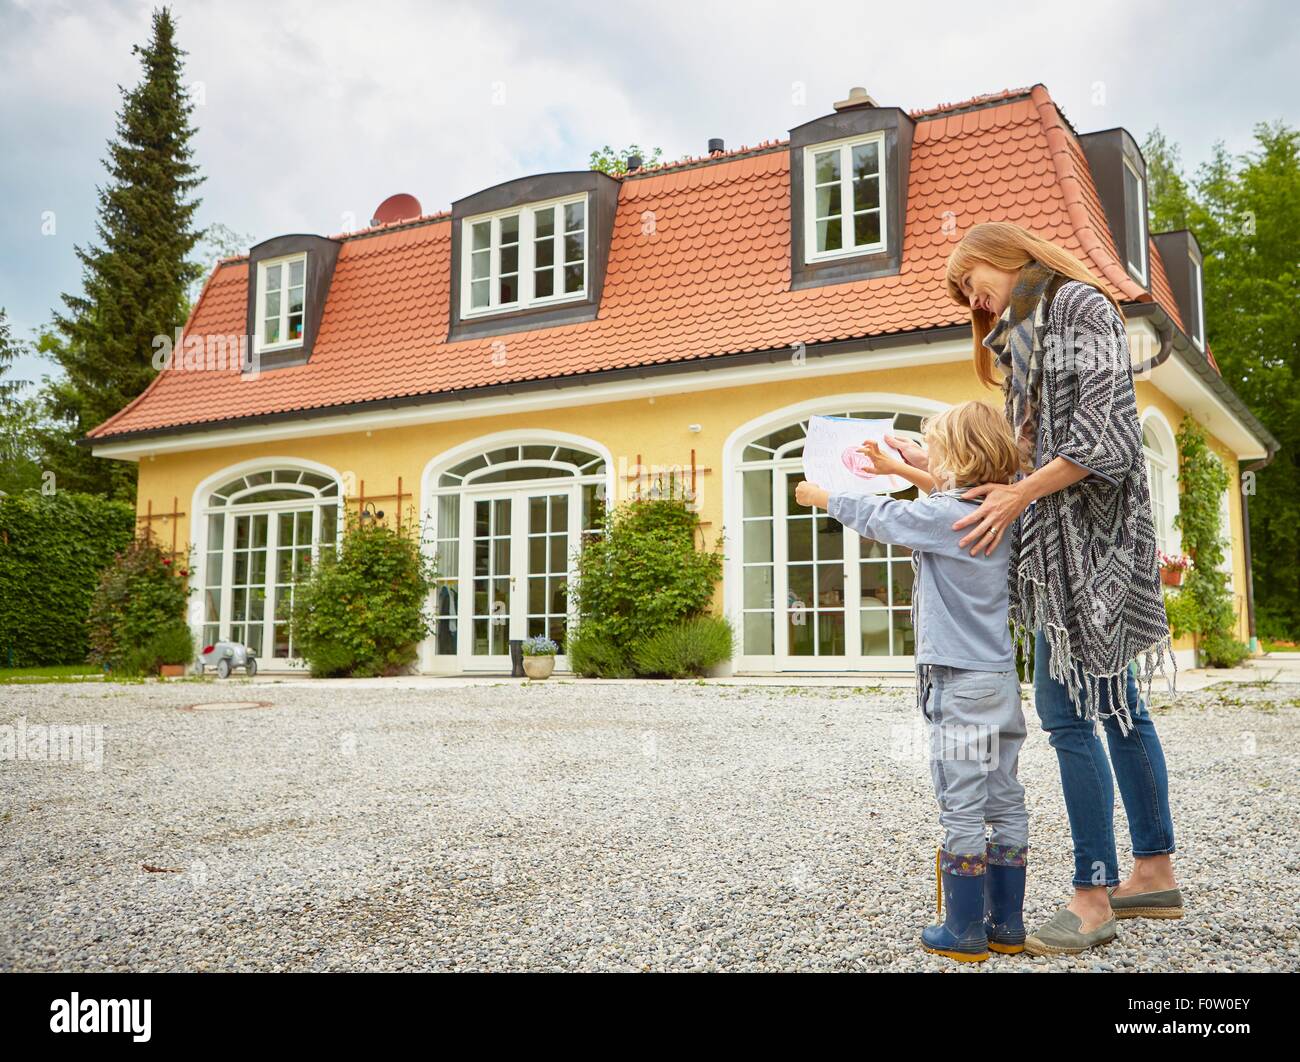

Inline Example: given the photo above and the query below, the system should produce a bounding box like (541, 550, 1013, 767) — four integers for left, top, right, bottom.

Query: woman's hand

(951, 481, 1030, 556)
(884, 433, 928, 470)
(855, 440, 906, 477)
(795, 481, 831, 510)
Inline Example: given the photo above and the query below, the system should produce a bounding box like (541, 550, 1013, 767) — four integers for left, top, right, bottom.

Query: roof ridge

(908, 86, 1035, 119)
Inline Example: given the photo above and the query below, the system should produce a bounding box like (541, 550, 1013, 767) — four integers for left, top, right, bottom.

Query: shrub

(1200, 630, 1250, 669)
(1171, 417, 1247, 668)
(87, 535, 193, 674)
(631, 616, 735, 678)
(290, 517, 434, 678)
(569, 489, 724, 648)
(116, 620, 195, 676)
(0, 491, 135, 666)
(566, 625, 634, 679)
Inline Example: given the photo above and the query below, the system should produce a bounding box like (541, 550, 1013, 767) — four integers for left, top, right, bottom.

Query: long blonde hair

(945, 222, 1123, 387)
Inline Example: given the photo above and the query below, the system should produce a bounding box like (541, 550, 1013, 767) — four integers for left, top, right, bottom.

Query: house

(86, 83, 1278, 674)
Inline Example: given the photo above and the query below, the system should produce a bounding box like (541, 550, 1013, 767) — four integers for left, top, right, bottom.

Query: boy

(795, 400, 1028, 963)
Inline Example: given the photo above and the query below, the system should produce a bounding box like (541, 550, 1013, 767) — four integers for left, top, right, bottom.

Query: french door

(771, 467, 915, 669)
(459, 484, 579, 671)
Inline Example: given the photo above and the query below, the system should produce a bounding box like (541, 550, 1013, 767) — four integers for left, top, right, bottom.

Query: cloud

(1, 0, 1295, 388)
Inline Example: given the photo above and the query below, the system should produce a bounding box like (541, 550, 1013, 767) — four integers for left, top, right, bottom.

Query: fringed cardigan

(983, 276, 1176, 732)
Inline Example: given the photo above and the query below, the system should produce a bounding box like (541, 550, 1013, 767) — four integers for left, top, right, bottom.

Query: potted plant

(1158, 551, 1193, 587)
(521, 635, 559, 679)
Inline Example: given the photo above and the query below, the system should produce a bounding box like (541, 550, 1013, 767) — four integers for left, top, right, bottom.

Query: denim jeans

(1032, 630, 1176, 887)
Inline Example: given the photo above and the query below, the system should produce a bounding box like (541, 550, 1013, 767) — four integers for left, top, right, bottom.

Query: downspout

(1239, 450, 1278, 654)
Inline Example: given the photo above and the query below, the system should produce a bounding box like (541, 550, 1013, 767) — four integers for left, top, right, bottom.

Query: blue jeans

(1032, 630, 1176, 888)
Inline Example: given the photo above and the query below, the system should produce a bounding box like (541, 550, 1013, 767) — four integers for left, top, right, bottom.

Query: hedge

(0, 491, 136, 667)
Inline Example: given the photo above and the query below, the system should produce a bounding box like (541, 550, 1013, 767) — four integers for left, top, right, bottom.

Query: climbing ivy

(1168, 417, 1249, 667)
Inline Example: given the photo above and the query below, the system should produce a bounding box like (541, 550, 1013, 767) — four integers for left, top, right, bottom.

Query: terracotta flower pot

(159, 664, 186, 678)
(1160, 566, 1183, 588)
(522, 655, 555, 679)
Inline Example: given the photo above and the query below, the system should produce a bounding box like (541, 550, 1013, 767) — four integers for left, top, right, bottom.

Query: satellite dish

(370, 193, 422, 227)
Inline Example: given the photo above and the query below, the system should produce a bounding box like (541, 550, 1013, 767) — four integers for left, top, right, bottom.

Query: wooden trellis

(620, 450, 711, 518)
(346, 477, 413, 531)
(136, 496, 187, 559)
(620, 450, 714, 549)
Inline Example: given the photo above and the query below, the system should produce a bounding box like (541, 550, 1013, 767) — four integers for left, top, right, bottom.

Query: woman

(885, 222, 1182, 956)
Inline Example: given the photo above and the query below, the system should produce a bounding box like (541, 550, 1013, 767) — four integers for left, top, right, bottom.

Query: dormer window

(787, 102, 913, 291)
(804, 132, 887, 262)
(1188, 249, 1205, 349)
(1122, 157, 1148, 284)
(255, 253, 307, 353)
(462, 195, 587, 317)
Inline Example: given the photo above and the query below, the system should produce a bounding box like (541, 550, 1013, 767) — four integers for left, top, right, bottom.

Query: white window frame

(1122, 157, 1148, 285)
(460, 193, 588, 319)
(253, 253, 308, 354)
(1189, 250, 1205, 350)
(1141, 412, 1180, 556)
(803, 131, 888, 264)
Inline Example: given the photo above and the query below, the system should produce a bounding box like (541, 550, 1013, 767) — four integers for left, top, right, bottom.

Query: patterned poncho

(982, 263, 1176, 732)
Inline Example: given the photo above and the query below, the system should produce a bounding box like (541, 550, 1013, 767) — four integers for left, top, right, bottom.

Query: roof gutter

(80, 321, 976, 448)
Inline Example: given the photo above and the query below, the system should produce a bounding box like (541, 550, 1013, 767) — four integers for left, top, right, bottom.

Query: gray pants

(921, 665, 1029, 857)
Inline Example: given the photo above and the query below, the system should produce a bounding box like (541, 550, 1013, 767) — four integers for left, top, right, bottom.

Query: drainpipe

(1239, 451, 1277, 654)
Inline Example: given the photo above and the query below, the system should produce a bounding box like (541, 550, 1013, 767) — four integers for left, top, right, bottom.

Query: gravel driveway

(2, 676, 1297, 972)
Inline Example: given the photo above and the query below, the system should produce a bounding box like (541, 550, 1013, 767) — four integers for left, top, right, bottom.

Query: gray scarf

(982, 264, 1176, 733)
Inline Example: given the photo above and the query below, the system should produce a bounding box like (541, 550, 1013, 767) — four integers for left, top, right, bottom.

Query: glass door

(769, 469, 918, 669)
(776, 469, 850, 666)
(460, 485, 579, 671)
(465, 495, 514, 667)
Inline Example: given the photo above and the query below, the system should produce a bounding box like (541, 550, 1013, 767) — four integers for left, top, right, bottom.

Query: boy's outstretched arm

(794, 481, 968, 558)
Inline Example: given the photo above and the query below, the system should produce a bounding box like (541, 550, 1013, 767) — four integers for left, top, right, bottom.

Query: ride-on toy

(199, 641, 258, 678)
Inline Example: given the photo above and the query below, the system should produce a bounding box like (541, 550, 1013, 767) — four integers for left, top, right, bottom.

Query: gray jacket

(827, 488, 1012, 671)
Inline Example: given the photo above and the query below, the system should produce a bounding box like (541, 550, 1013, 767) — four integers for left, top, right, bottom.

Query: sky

(1, 0, 1297, 388)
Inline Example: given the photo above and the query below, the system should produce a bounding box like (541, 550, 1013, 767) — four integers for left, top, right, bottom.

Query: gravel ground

(2, 676, 1298, 972)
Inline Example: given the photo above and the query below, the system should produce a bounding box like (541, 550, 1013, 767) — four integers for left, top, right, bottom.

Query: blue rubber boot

(921, 849, 989, 963)
(984, 844, 1028, 955)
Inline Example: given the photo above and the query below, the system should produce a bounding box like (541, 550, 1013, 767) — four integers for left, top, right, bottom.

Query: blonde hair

(924, 400, 1022, 488)
(945, 222, 1123, 387)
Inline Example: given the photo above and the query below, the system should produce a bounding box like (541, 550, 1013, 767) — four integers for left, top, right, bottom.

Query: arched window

(200, 467, 341, 661)
(736, 407, 927, 667)
(1141, 416, 1179, 555)
(425, 441, 608, 667)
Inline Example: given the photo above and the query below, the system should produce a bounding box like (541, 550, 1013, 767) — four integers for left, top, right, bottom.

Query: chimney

(833, 86, 879, 112)
(707, 137, 725, 155)
(626, 153, 643, 172)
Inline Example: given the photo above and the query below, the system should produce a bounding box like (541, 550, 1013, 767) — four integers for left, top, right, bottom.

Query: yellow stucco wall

(126, 357, 1253, 662)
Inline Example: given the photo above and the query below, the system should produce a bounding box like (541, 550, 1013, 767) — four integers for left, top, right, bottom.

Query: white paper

(801, 416, 909, 496)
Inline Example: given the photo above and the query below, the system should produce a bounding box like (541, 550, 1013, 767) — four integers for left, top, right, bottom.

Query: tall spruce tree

(42, 7, 203, 500)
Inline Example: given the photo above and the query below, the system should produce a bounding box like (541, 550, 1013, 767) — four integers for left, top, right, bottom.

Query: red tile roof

(90, 83, 1193, 441)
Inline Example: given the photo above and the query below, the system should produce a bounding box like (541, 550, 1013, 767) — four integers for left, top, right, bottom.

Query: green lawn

(0, 664, 107, 685)
(1261, 639, 1299, 654)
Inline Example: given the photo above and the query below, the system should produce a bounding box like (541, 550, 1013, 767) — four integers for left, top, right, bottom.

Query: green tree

(589, 144, 664, 175)
(40, 6, 204, 500)
(1145, 122, 1300, 639)
(0, 306, 22, 406)
(1142, 127, 1196, 232)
